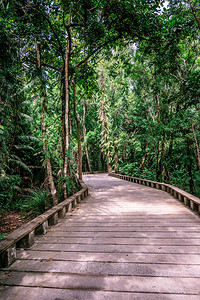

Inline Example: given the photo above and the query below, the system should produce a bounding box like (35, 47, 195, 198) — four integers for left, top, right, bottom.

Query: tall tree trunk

(35, 42, 58, 206)
(82, 102, 92, 173)
(140, 142, 148, 172)
(191, 117, 200, 170)
(186, 137, 194, 194)
(62, 23, 72, 199)
(99, 71, 111, 173)
(156, 140, 160, 181)
(114, 146, 118, 173)
(72, 75, 82, 180)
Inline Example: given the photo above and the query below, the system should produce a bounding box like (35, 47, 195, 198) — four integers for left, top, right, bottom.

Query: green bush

(21, 189, 51, 217)
(0, 174, 22, 213)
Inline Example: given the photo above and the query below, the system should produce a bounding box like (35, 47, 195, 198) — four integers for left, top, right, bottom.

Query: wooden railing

(109, 173, 200, 215)
(0, 181, 88, 268)
(82, 171, 107, 175)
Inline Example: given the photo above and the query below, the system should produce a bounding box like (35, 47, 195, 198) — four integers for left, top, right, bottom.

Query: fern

(9, 156, 32, 174)
(18, 135, 41, 142)
(14, 145, 35, 151)
(19, 113, 33, 122)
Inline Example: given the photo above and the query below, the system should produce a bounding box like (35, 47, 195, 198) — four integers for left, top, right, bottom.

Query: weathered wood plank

(5, 259, 200, 277)
(34, 236, 200, 246)
(1, 272, 200, 294)
(16, 250, 200, 264)
(1, 286, 200, 300)
(17, 242, 200, 254)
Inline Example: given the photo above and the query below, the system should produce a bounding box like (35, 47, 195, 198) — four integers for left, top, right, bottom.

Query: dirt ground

(0, 211, 30, 237)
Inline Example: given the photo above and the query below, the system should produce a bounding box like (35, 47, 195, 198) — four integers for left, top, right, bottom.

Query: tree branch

(87, 0, 102, 12)
(31, 6, 65, 62)
(71, 8, 85, 24)
(75, 35, 120, 69)
(25, 57, 61, 71)
(188, 0, 200, 30)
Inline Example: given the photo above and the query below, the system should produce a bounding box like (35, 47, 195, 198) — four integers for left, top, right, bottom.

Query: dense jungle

(0, 0, 200, 235)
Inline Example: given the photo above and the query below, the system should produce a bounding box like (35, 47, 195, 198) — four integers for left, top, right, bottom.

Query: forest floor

(0, 211, 30, 238)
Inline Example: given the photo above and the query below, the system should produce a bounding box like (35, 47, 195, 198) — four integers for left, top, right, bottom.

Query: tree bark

(72, 75, 82, 180)
(188, 0, 200, 30)
(99, 71, 111, 173)
(62, 21, 72, 199)
(82, 102, 92, 173)
(114, 146, 118, 173)
(191, 117, 200, 170)
(35, 42, 58, 206)
(140, 142, 148, 172)
(186, 137, 194, 194)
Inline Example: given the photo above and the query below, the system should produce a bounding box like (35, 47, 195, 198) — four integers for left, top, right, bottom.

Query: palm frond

(9, 157, 32, 174)
(14, 145, 35, 151)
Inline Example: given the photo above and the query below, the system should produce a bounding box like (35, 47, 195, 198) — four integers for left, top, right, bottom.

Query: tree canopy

(0, 0, 200, 219)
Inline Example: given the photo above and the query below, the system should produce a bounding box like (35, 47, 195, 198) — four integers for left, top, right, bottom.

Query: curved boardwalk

(1, 173, 200, 299)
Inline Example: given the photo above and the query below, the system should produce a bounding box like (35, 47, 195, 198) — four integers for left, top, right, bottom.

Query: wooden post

(16, 231, 35, 248)
(48, 213, 58, 226)
(35, 221, 48, 235)
(0, 245, 16, 268)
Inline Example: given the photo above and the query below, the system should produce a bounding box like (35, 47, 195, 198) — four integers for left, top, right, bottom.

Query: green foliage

(0, 233, 6, 240)
(0, 174, 22, 213)
(120, 163, 156, 181)
(1, 0, 200, 228)
(21, 189, 51, 218)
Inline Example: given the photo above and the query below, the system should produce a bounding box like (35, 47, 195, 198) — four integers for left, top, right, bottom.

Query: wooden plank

(1, 286, 200, 300)
(23, 243, 200, 254)
(16, 250, 200, 264)
(5, 259, 200, 277)
(34, 236, 200, 246)
(43, 230, 200, 238)
(48, 225, 200, 232)
(1, 271, 200, 294)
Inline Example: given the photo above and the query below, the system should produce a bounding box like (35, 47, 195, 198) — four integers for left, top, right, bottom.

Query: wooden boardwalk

(1, 173, 200, 299)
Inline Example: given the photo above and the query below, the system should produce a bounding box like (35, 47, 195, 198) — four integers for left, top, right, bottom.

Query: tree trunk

(140, 142, 148, 172)
(186, 137, 194, 194)
(35, 42, 58, 206)
(99, 71, 111, 173)
(189, 0, 200, 30)
(72, 76, 82, 180)
(114, 147, 118, 173)
(62, 24, 72, 199)
(191, 117, 200, 170)
(82, 102, 92, 173)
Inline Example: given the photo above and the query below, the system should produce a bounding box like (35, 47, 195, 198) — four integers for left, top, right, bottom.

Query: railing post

(48, 213, 58, 226)
(16, 230, 35, 248)
(0, 245, 16, 268)
(35, 221, 48, 235)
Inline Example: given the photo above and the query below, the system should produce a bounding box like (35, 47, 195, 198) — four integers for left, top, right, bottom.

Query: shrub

(21, 189, 51, 217)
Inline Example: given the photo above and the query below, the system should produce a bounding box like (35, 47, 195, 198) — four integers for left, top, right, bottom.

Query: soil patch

(0, 211, 31, 238)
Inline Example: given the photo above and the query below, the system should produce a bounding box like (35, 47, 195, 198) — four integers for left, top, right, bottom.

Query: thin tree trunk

(191, 117, 200, 170)
(82, 103, 92, 173)
(72, 75, 82, 180)
(99, 71, 111, 173)
(186, 137, 194, 194)
(114, 147, 118, 173)
(35, 42, 58, 206)
(140, 142, 148, 172)
(69, 115, 74, 170)
(188, 0, 200, 30)
(62, 22, 72, 199)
